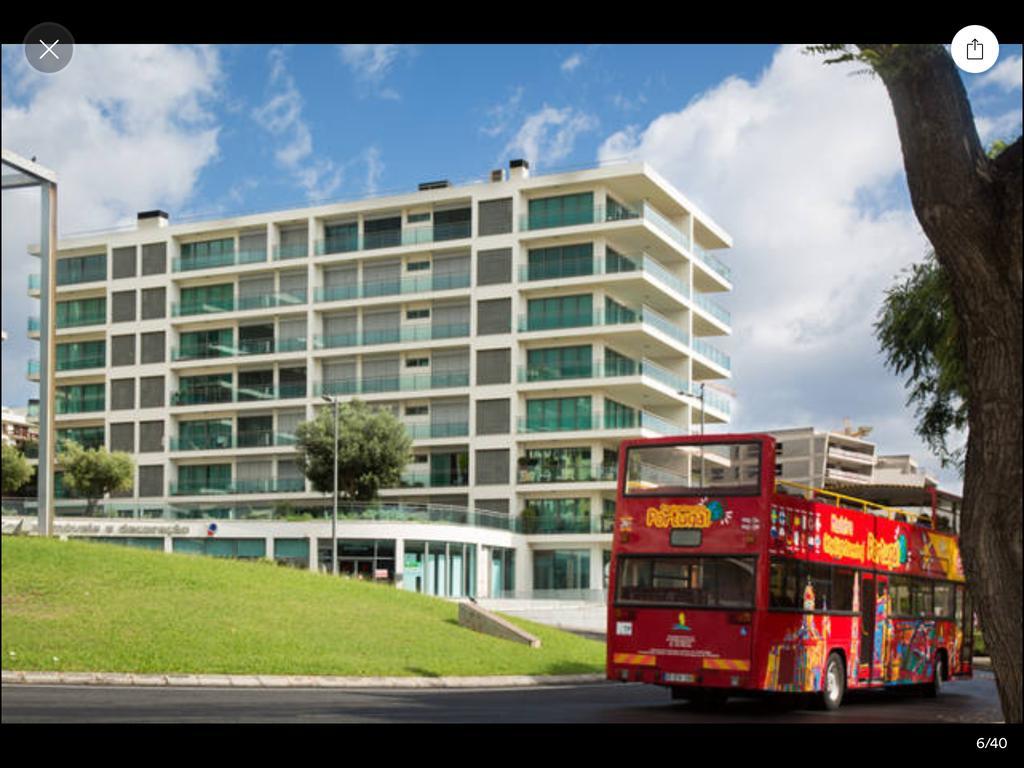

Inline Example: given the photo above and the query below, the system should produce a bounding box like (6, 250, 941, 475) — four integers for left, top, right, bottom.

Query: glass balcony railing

(519, 252, 690, 298)
(172, 337, 308, 361)
(172, 298, 235, 317)
(56, 310, 108, 329)
(28, 316, 40, 334)
(521, 513, 592, 535)
(693, 292, 732, 325)
(398, 470, 470, 489)
(56, 265, 107, 286)
(170, 477, 305, 496)
(316, 370, 470, 397)
(517, 464, 617, 484)
(519, 305, 690, 347)
(403, 422, 470, 440)
(518, 409, 681, 436)
(639, 201, 691, 252)
(27, 359, 40, 378)
(56, 396, 106, 415)
(315, 272, 471, 303)
(676, 381, 733, 415)
(518, 357, 687, 392)
(691, 338, 732, 371)
(169, 432, 298, 452)
(519, 204, 640, 232)
(314, 322, 470, 351)
(56, 353, 106, 371)
(237, 291, 308, 312)
(173, 248, 267, 273)
(314, 221, 472, 258)
(693, 243, 732, 282)
(171, 383, 307, 406)
(173, 291, 308, 317)
(28, 274, 41, 294)
(274, 242, 309, 261)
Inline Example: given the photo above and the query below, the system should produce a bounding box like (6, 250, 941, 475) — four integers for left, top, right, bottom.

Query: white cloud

(975, 109, 1023, 145)
(504, 106, 598, 169)
(482, 86, 525, 138)
(338, 45, 412, 98)
(2, 44, 222, 412)
(597, 44, 962, 492)
(976, 54, 1022, 92)
(252, 47, 342, 201)
(364, 146, 384, 196)
(561, 53, 583, 73)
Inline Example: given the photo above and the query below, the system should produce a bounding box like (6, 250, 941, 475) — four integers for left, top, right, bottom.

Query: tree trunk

(859, 44, 1023, 722)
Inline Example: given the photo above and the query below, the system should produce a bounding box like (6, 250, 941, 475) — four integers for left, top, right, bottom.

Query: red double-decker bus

(607, 433, 973, 709)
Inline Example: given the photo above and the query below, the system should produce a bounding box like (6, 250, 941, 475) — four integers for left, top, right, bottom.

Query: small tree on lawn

(2, 442, 33, 495)
(295, 399, 412, 502)
(57, 440, 134, 516)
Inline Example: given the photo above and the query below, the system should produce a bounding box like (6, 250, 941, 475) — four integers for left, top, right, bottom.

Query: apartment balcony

(517, 410, 682, 437)
(169, 477, 306, 496)
(518, 204, 640, 232)
(56, 265, 107, 287)
(517, 464, 617, 484)
(691, 337, 732, 372)
(519, 251, 690, 299)
(397, 470, 470, 489)
(518, 304, 690, 349)
(521, 513, 594, 535)
(403, 422, 470, 440)
(28, 273, 40, 297)
(314, 272, 471, 304)
(316, 370, 470, 397)
(315, 221, 472, 257)
(171, 337, 307, 362)
(693, 292, 732, 327)
(55, 396, 106, 415)
(518, 356, 688, 393)
(28, 316, 40, 339)
(273, 242, 309, 261)
(27, 359, 40, 381)
(172, 248, 268, 273)
(55, 309, 107, 330)
(56, 353, 106, 372)
(171, 383, 307, 407)
(313, 322, 470, 352)
(828, 446, 876, 465)
(677, 381, 733, 417)
(692, 243, 732, 285)
(171, 290, 307, 318)
(825, 466, 873, 484)
(169, 431, 298, 452)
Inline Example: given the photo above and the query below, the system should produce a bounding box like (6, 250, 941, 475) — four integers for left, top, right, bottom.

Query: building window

(406, 405, 429, 416)
(533, 550, 591, 592)
(406, 308, 430, 319)
(406, 358, 429, 368)
(407, 261, 431, 272)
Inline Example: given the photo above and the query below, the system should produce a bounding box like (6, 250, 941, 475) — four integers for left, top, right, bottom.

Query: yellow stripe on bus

(613, 653, 658, 667)
(702, 659, 751, 671)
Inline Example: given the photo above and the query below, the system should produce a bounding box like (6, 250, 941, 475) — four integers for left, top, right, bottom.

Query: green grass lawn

(2, 536, 605, 677)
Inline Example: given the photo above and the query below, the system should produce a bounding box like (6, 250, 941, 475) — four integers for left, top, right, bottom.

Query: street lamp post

(321, 395, 339, 576)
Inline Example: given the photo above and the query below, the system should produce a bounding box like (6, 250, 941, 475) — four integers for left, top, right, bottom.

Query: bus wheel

(925, 653, 944, 698)
(821, 653, 845, 711)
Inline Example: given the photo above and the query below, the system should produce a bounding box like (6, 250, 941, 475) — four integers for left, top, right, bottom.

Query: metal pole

(332, 397, 339, 577)
(699, 383, 705, 487)
(38, 182, 56, 537)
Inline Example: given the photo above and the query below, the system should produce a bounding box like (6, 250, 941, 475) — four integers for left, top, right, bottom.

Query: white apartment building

(19, 159, 734, 598)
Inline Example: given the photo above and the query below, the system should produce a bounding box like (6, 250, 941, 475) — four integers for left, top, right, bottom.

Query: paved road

(1, 671, 1002, 724)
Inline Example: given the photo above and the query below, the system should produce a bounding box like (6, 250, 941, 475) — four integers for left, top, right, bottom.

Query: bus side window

(769, 558, 798, 608)
(912, 579, 934, 616)
(832, 568, 855, 612)
(934, 582, 954, 617)
(890, 577, 912, 616)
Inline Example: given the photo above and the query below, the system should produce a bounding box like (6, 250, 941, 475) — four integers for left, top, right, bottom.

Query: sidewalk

(2, 670, 605, 689)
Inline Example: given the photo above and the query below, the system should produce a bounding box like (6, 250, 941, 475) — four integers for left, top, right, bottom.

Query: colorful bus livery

(607, 434, 972, 710)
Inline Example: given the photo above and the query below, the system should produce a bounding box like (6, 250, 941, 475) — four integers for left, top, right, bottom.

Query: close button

(24, 22, 75, 74)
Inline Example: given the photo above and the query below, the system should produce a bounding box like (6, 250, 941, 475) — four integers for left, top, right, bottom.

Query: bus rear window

(616, 556, 756, 609)
(625, 442, 762, 496)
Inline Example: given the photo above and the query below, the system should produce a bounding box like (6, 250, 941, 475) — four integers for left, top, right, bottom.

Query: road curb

(2, 670, 606, 689)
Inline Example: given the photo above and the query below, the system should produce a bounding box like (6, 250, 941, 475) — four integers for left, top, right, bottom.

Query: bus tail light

(729, 612, 752, 625)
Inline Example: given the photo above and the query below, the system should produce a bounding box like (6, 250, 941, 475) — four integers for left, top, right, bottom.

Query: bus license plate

(664, 673, 696, 683)
(616, 622, 633, 636)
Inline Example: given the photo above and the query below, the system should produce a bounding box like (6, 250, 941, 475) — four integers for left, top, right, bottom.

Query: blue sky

(3, 44, 1022, 492)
